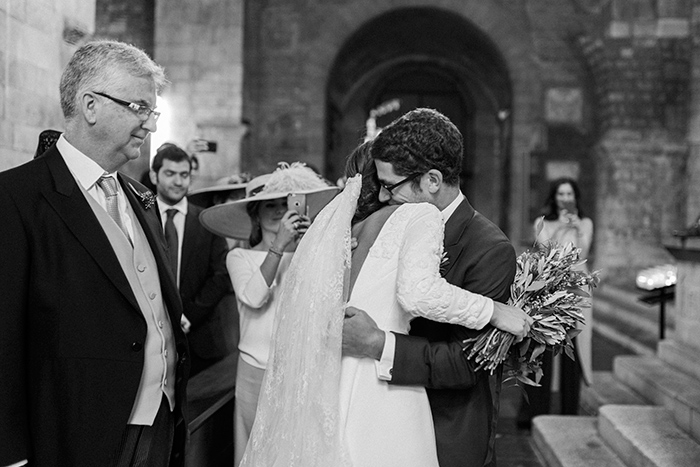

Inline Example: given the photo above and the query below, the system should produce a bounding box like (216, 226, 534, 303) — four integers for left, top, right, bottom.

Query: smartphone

(287, 193, 307, 216)
(561, 200, 577, 214)
(204, 140, 218, 152)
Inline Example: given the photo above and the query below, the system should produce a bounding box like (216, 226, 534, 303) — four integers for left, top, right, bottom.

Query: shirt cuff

(375, 331, 396, 381)
(5, 461, 28, 467)
(474, 298, 495, 330)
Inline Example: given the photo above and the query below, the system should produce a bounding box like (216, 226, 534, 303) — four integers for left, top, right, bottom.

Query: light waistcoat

(81, 181, 177, 425)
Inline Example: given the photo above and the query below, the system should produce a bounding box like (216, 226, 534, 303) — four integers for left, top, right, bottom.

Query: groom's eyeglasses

(380, 173, 423, 195)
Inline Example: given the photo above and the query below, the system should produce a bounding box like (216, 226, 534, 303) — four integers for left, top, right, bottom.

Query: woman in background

(519, 177, 594, 426)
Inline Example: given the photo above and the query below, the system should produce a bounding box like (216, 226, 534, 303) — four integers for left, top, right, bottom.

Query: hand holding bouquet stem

(489, 302, 534, 342)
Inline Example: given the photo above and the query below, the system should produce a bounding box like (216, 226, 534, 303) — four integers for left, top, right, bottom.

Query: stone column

(686, 2, 700, 224)
(659, 243, 700, 382)
(155, 0, 246, 189)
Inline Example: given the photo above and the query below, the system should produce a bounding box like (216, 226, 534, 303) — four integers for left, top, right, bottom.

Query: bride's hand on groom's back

(342, 307, 385, 360)
(489, 303, 533, 342)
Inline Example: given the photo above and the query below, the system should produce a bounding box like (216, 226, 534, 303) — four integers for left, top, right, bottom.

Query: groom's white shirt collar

(441, 191, 465, 223)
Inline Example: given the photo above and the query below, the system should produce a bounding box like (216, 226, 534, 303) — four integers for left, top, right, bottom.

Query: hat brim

(199, 186, 340, 239)
(188, 183, 248, 208)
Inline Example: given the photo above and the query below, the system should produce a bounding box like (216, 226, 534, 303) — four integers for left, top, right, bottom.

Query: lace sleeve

(396, 204, 494, 330)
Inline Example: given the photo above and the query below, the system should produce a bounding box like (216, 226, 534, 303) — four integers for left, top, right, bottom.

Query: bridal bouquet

(462, 238, 600, 386)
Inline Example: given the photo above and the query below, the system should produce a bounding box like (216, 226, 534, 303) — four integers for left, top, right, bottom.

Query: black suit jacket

(391, 199, 516, 467)
(0, 146, 190, 467)
(180, 203, 232, 362)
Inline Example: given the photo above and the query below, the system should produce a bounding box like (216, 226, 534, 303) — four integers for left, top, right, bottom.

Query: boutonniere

(440, 250, 450, 275)
(128, 183, 157, 210)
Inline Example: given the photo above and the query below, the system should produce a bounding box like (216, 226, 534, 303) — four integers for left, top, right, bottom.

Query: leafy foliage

(463, 240, 600, 387)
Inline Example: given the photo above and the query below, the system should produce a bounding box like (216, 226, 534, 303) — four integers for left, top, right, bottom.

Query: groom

(343, 108, 527, 467)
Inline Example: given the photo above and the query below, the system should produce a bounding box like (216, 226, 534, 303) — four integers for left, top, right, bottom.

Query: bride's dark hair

(345, 140, 383, 224)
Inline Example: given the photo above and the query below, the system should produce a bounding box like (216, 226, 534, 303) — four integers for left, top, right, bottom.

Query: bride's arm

(396, 204, 494, 329)
(396, 204, 529, 336)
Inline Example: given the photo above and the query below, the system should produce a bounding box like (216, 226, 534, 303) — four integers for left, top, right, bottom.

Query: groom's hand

(342, 307, 385, 360)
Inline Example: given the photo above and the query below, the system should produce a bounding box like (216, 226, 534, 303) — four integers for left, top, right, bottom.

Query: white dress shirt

(56, 135, 135, 240)
(376, 192, 466, 381)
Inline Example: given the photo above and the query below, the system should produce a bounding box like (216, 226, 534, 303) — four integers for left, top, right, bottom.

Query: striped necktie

(97, 176, 131, 241)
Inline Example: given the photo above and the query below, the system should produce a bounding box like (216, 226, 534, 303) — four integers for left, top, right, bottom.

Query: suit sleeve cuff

(375, 331, 395, 381)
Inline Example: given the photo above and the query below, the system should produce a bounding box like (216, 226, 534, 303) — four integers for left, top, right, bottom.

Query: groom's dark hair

(370, 108, 463, 186)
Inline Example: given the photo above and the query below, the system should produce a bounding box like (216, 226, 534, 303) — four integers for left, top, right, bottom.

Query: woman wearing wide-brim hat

(199, 162, 338, 466)
(187, 173, 251, 208)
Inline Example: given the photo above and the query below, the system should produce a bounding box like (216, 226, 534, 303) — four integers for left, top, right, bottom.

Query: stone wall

(95, 0, 154, 56)
(154, 0, 246, 190)
(578, 2, 692, 286)
(687, 2, 700, 227)
(93, 0, 156, 180)
(242, 0, 549, 243)
(0, 0, 94, 171)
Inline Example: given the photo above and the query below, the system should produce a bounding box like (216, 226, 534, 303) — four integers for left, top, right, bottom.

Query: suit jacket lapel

(180, 204, 200, 276)
(121, 174, 182, 318)
(441, 198, 475, 278)
(41, 148, 140, 312)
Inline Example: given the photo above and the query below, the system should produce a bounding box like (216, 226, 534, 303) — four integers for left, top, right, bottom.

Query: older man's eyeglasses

(94, 91, 161, 122)
(380, 172, 423, 195)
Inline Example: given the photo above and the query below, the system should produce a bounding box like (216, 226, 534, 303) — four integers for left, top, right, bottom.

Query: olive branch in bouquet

(462, 217, 600, 387)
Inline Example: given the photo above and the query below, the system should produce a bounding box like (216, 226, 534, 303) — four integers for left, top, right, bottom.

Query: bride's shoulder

(357, 203, 439, 232)
(364, 204, 400, 223)
(396, 202, 441, 219)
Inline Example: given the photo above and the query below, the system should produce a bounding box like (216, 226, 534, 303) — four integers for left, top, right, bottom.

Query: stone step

(595, 284, 667, 321)
(594, 286, 674, 351)
(599, 405, 700, 467)
(532, 415, 625, 467)
(658, 339, 700, 382)
(614, 355, 700, 442)
(580, 371, 648, 415)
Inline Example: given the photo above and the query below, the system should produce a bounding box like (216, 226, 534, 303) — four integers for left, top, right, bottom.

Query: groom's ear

(425, 169, 443, 194)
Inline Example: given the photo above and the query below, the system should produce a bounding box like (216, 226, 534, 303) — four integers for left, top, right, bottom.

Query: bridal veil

(239, 175, 361, 467)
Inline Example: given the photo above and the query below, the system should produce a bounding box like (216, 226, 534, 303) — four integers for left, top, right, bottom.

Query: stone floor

(494, 328, 637, 467)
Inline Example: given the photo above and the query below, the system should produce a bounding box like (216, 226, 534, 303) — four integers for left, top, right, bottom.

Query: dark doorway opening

(326, 7, 512, 227)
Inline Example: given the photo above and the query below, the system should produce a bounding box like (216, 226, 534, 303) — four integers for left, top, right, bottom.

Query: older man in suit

(343, 108, 532, 467)
(0, 41, 189, 467)
(150, 143, 233, 375)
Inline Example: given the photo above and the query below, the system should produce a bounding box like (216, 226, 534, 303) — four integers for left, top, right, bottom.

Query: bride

(239, 142, 529, 466)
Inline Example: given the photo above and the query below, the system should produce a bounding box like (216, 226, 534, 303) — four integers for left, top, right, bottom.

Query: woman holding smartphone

(519, 177, 594, 427)
(199, 162, 338, 466)
(536, 177, 594, 261)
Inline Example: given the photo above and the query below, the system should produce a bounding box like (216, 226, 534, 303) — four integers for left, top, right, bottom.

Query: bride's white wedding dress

(239, 176, 493, 467)
(340, 201, 493, 467)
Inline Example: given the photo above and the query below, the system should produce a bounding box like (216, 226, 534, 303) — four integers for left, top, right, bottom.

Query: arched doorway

(326, 7, 512, 226)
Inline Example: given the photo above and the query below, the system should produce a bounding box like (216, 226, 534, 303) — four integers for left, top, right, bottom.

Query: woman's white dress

(240, 176, 493, 467)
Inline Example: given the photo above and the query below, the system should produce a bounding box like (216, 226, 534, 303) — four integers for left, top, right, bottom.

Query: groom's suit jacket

(391, 198, 516, 467)
(0, 146, 190, 467)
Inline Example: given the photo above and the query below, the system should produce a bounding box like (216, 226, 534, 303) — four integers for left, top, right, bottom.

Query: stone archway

(243, 1, 541, 241)
(326, 7, 513, 226)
